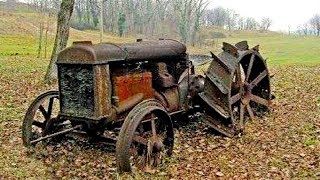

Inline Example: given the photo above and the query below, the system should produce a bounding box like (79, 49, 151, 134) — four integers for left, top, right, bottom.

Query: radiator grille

(58, 65, 94, 118)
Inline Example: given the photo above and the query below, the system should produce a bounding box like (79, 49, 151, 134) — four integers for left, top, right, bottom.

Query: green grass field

(224, 33, 320, 65)
(1, 32, 320, 66)
(188, 31, 320, 66)
(0, 7, 320, 179)
(0, 8, 320, 66)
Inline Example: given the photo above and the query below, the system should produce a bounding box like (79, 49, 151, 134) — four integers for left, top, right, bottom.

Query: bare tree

(99, 0, 103, 42)
(64, 0, 211, 44)
(191, 0, 208, 46)
(310, 14, 320, 36)
(172, 0, 194, 43)
(260, 17, 272, 31)
(74, 0, 84, 24)
(237, 17, 245, 30)
(44, 0, 75, 83)
(226, 9, 238, 31)
(44, 11, 51, 58)
(31, 0, 46, 58)
(27, 0, 59, 58)
(6, 0, 17, 10)
(88, 0, 99, 27)
(208, 7, 228, 27)
(245, 17, 259, 30)
(301, 23, 311, 35)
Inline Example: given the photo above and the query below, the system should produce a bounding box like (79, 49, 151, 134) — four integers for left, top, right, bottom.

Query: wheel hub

(148, 136, 164, 153)
(240, 82, 252, 105)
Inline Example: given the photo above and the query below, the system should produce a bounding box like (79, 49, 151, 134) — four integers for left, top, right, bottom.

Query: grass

(188, 31, 320, 66)
(0, 35, 40, 56)
(225, 34, 320, 65)
(1, 30, 319, 66)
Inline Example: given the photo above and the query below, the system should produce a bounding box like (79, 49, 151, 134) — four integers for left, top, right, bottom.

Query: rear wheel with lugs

(200, 41, 272, 137)
(116, 100, 174, 173)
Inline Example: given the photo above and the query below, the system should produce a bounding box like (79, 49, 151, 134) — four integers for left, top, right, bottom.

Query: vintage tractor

(22, 39, 272, 172)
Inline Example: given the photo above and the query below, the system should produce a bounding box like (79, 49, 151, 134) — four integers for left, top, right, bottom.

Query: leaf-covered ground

(0, 56, 319, 179)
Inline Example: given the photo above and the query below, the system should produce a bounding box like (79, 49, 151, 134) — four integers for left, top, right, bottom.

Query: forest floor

(0, 55, 319, 179)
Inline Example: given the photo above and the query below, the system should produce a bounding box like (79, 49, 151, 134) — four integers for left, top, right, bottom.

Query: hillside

(0, 4, 320, 65)
(0, 3, 134, 57)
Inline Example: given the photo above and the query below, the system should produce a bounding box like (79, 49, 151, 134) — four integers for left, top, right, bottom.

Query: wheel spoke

(154, 152, 161, 166)
(250, 94, 270, 107)
(246, 54, 255, 82)
(231, 93, 241, 104)
(39, 105, 49, 120)
(246, 104, 255, 120)
(151, 114, 157, 138)
(235, 66, 242, 86)
(47, 97, 54, 120)
(239, 103, 244, 127)
(130, 145, 146, 169)
(32, 121, 44, 128)
(133, 135, 148, 145)
(250, 70, 267, 88)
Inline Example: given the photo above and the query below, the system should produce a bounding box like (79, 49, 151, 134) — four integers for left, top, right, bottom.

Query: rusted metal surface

(120, 39, 187, 61)
(179, 73, 205, 108)
(200, 41, 271, 136)
(114, 93, 144, 114)
(94, 64, 112, 118)
(154, 62, 176, 88)
(112, 72, 153, 103)
(57, 39, 186, 64)
(235, 41, 249, 51)
(30, 125, 82, 145)
(159, 87, 180, 112)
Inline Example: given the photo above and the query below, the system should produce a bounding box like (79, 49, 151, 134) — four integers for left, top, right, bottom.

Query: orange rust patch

(113, 72, 153, 102)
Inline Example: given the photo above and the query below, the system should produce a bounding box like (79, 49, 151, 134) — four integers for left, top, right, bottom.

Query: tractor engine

(110, 55, 188, 114)
(56, 39, 192, 122)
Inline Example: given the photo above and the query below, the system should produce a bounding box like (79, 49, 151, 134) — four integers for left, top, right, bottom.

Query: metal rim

(116, 100, 174, 173)
(22, 91, 59, 146)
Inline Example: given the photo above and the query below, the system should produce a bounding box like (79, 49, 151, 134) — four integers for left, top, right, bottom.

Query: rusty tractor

(22, 39, 272, 172)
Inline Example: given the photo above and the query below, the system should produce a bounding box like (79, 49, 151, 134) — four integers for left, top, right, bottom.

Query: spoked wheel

(22, 91, 61, 146)
(199, 41, 272, 137)
(116, 100, 174, 173)
(231, 51, 271, 129)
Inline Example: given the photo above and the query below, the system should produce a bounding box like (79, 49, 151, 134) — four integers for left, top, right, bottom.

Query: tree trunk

(44, 13, 51, 59)
(37, 21, 44, 58)
(44, 0, 75, 83)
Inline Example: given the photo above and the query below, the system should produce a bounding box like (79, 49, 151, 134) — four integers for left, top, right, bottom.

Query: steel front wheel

(116, 100, 174, 173)
(22, 91, 60, 146)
